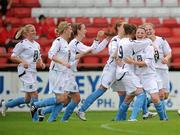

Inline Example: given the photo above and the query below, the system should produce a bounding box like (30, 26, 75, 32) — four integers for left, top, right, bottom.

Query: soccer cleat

(30, 105, 38, 119)
(76, 111, 87, 121)
(38, 109, 45, 122)
(143, 111, 158, 120)
(1, 101, 7, 117)
(128, 119, 138, 122)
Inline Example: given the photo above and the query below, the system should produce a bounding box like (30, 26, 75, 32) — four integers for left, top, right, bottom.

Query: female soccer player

(76, 21, 126, 121)
(125, 26, 166, 121)
(38, 23, 111, 122)
(60, 23, 111, 122)
(1, 24, 45, 121)
(30, 21, 73, 122)
(143, 23, 171, 120)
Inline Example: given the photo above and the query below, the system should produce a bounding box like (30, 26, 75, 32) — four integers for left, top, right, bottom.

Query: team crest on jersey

(59, 86, 62, 90)
(29, 85, 33, 89)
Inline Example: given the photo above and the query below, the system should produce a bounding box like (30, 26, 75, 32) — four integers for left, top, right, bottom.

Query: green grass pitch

(0, 111, 180, 135)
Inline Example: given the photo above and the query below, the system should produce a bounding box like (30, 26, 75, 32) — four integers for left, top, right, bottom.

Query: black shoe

(38, 109, 45, 122)
(30, 105, 37, 119)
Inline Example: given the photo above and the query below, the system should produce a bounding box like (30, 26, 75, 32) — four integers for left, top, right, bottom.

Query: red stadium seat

(101, 55, 109, 64)
(37, 37, 53, 47)
(155, 27, 172, 38)
(21, 18, 37, 26)
(58, 17, 73, 24)
(86, 27, 100, 38)
(172, 28, 180, 37)
(82, 38, 94, 46)
(0, 47, 7, 54)
(110, 17, 125, 26)
(93, 17, 109, 27)
(0, 58, 8, 64)
(6, 8, 15, 17)
(21, 0, 40, 7)
(12, 0, 22, 7)
(13, 8, 31, 18)
(98, 47, 109, 64)
(162, 18, 178, 28)
(82, 56, 100, 65)
(6, 17, 21, 27)
(172, 58, 180, 69)
(166, 37, 180, 48)
(172, 47, 180, 58)
(145, 17, 161, 27)
(128, 17, 143, 26)
(75, 17, 91, 26)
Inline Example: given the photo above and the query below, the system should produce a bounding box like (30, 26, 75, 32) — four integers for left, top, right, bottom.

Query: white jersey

(106, 35, 121, 67)
(134, 45, 156, 75)
(12, 39, 41, 73)
(69, 38, 109, 71)
(98, 35, 121, 88)
(153, 36, 172, 69)
(48, 37, 70, 72)
(117, 38, 152, 72)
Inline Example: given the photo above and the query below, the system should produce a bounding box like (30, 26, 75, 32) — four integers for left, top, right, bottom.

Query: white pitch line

(100, 123, 156, 135)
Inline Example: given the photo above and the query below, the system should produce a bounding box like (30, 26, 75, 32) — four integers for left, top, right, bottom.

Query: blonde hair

(55, 21, 71, 35)
(15, 24, 35, 39)
(142, 23, 154, 29)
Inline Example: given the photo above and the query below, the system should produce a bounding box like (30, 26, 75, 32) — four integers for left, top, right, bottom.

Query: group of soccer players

(1, 19, 172, 122)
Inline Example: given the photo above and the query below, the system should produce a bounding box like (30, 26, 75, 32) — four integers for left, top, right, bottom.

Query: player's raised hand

(96, 30, 105, 41)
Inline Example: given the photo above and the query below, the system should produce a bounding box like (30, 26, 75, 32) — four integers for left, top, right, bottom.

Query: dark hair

(38, 14, 46, 21)
(123, 24, 137, 35)
(70, 23, 83, 40)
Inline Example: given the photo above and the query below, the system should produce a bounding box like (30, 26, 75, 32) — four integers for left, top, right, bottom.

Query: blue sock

(79, 89, 105, 112)
(5, 97, 26, 108)
(115, 95, 125, 120)
(34, 97, 56, 108)
(130, 92, 145, 120)
(48, 103, 64, 122)
(119, 95, 125, 108)
(116, 102, 129, 121)
(61, 100, 78, 122)
(154, 101, 165, 120)
(42, 106, 54, 115)
(142, 95, 148, 114)
(30, 97, 38, 122)
(161, 99, 168, 119)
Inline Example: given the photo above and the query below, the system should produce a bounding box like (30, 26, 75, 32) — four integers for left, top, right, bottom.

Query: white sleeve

(77, 42, 91, 52)
(162, 39, 172, 55)
(92, 39, 109, 54)
(90, 40, 100, 51)
(133, 38, 152, 53)
(48, 40, 61, 59)
(144, 46, 154, 67)
(109, 38, 118, 56)
(11, 42, 24, 57)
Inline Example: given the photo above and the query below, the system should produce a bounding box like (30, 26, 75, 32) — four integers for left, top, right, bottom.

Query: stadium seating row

(0, 46, 180, 69)
(3, 16, 180, 28)
(31, 7, 180, 18)
(38, 0, 179, 8)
